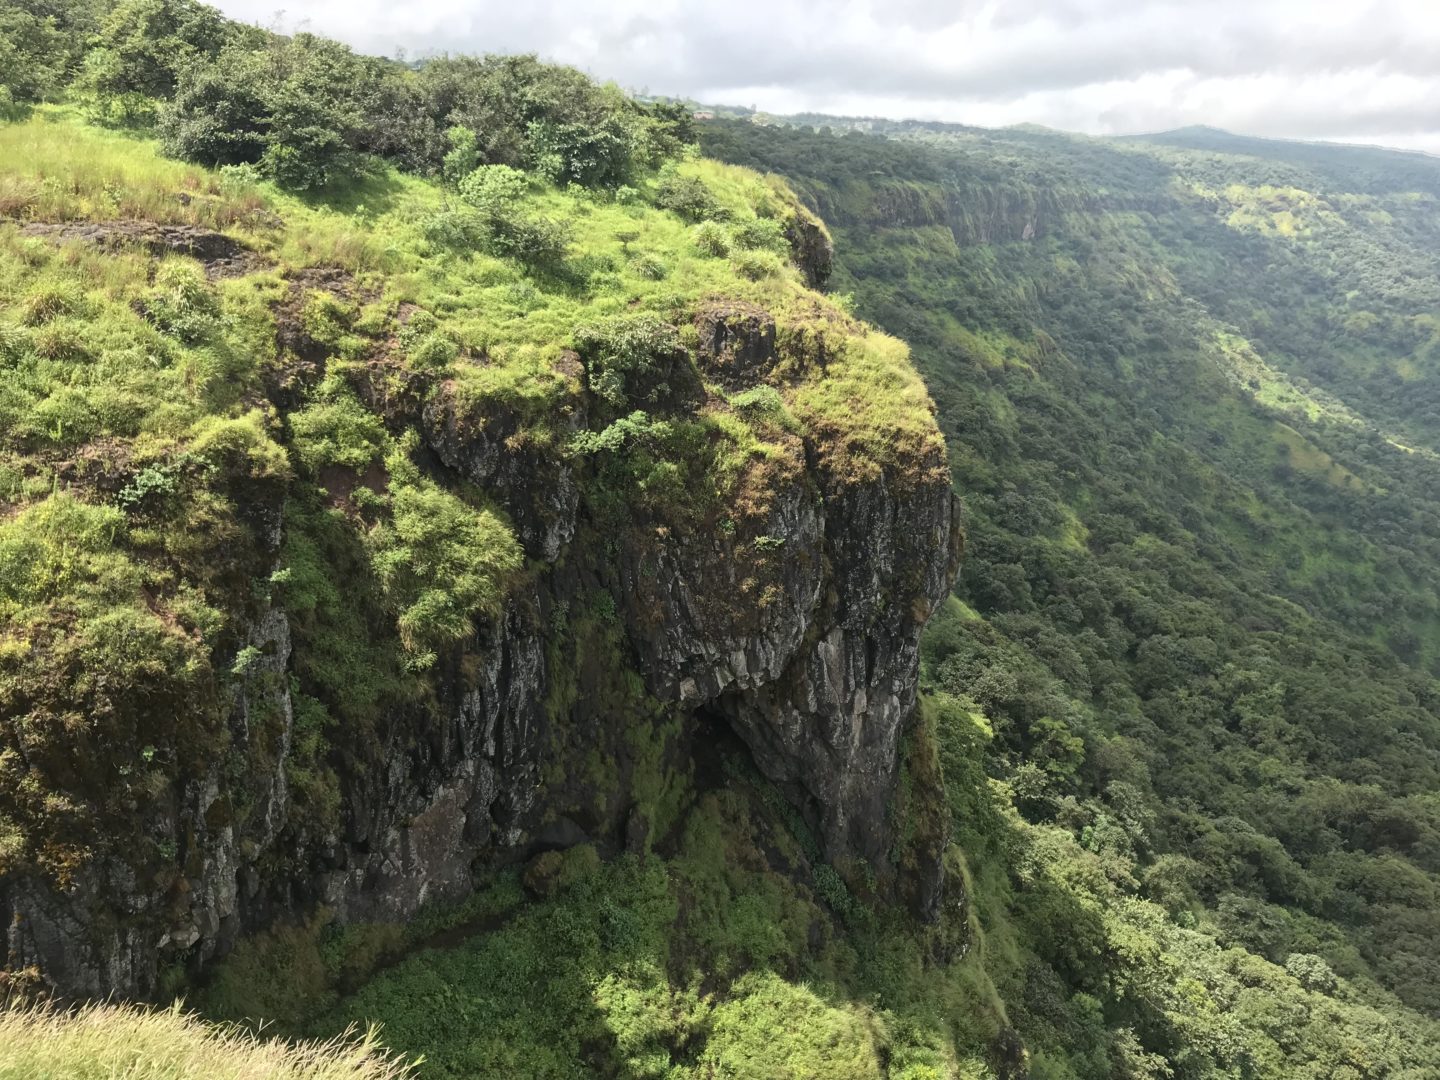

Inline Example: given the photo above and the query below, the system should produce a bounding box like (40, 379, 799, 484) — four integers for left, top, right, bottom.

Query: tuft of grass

(0, 999, 416, 1079)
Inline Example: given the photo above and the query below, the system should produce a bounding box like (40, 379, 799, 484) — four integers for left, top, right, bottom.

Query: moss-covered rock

(0, 105, 959, 1007)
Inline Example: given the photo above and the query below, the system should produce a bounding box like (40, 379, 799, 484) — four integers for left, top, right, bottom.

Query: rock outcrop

(2, 300, 959, 1004)
(17, 220, 270, 278)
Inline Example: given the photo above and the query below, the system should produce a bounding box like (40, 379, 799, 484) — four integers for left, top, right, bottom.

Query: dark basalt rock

(694, 302, 781, 388)
(718, 468, 963, 878)
(783, 210, 834, 290)
(421, 383, 582, 562)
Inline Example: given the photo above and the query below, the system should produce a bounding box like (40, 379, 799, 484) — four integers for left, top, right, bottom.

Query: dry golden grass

(0, 999, 417, 1079)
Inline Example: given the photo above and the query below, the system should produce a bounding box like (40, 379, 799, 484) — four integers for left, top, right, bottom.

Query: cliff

(0, 114, 960, 1000)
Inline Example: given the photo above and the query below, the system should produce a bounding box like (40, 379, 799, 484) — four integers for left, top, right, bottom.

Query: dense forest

(5, 0, 1440, 1077)
(702, 115, 1440, 1075)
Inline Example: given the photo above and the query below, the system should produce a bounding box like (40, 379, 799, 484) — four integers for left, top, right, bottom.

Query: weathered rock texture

(17, 220, 270, 278)
(1, 304, 960, 1001)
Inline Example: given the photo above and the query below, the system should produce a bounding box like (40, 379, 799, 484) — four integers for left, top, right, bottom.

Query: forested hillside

(703, 117, 1440, 1075)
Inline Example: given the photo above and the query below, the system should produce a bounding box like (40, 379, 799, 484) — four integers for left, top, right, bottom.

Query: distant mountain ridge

(687, 102, 1440, 178)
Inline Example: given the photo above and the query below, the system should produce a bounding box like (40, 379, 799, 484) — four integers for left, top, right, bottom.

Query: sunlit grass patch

(0, 110, 944, 490)
(0, 107, 269, 229)
(0, 999, 415, 1080)
(790, 328, 947, 483)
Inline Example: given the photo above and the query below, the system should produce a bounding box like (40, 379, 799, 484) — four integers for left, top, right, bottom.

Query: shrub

(729, 385, 786, 417)
(732, 215, 786, 253)
(145, 260, 222, 343)
(692, 220, 731, 258)
(256, 37, 368, 189)
(573, 314, 682, 408)
(115, 464, 179, 511)
(0, 494, 129, 609)
(29, 324, 89, 363)
(20, 283, 81, 326)
(452, 164, 571, 269)
(186, 410, 290, 481)
(457, 164, 529, 214)
(396, 309, 439, 344)
(441, 126, 479, 187)
(731, 248, 783, 280)
(570, 411, 674, 455)
(488, 212, 572, 271)
(0, 321, 27, 364)
(522, 844, 602, 898)
(629, 253, 668, 280)
(0, 810, 23, 873)
(655, 173, 722, 221)
(634, 100, 698, 162)
(299, 291, 360, 353)
(288, 692, 341, 831)
(217, 161, 262, 192)
(370, 444, 523, 662)
(419, 206, 486, 250)
(289, 392, 389, 471)
(406, 331, 459, 369)
(696, 971, 883, 1079)
(261, 141, 335, 192)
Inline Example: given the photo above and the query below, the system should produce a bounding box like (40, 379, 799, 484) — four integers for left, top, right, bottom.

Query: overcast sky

(212, 0, 1440, 154)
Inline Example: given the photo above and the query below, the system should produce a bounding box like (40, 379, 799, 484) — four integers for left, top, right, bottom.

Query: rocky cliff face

(2, 277, 959, 1006)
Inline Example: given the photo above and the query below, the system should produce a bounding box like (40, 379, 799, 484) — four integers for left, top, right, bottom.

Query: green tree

(419, 54, 651, 187)
(158, 44, 267, 165)
(78, 0, 227, 123)
(161, 32, 367, 189)
(0, 0, 99, 106)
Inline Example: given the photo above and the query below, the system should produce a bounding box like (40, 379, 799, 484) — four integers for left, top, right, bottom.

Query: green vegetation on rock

(0, 6, 965, 1078)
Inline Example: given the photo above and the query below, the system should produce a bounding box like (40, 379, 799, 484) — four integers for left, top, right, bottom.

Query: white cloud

(211, 0, 1440, 153)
